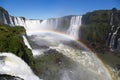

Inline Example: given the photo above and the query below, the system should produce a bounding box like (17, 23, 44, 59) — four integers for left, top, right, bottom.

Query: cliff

(0, 7, 9, 24)
(80, 8, 120, 52)
(80, 8, 120, 79)
(0, 25, 34, 67)
(0, 6, 120, 80)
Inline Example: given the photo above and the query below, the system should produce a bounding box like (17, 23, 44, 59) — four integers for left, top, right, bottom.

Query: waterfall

(110, 13, 113, 26)
(12, 17, 26, 27)
(107, 13, 120, 51)
(117, 38, 120, 51)
(4, 15, 82, 39)
(67, 16, 82, 39)
(107, 13, 115, 49)
(3, 13, 8, 24)
(17, 17, 26, 26)
(25, 16, 82, 39)
(14, 17, 19, 25)
(22, 35, 32, 49)
(109, 27, 120, 49)
(46, 18, 58, 30)
(22, 35, 43, 56)
(0, 52, 41, 80)
(9, 16, 14, 26)
(25, 19, 48, 31)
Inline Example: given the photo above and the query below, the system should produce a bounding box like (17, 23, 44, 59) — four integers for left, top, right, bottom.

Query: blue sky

(0, 0, 120, 19)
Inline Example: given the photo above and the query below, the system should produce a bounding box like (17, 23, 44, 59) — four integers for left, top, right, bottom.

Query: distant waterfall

(0, 53, 41, 80)
(4, 15, 82, 39)
(109, 27, 120, 49)
(46, 18, 58, 30)
(1, 8, 82, 40)
(107, 13, 120, 51)
(25, 16, 82, 40)
(12, 17, 26, 27)
(9, 16, 14, 26)
(25, 19, 48, 31)
(117, 38, 120, 51)
(67, 16, 82, 39)
(110, 13, 113, 26)
(107, 13, 115, 50)
(3, 13, 8, 24)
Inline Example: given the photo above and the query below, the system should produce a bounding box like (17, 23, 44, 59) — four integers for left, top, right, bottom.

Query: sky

(0, 0, 120, 19)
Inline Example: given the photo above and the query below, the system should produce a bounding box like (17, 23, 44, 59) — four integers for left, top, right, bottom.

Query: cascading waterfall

(25, 18, 60, 32)
(3, 13, 8, 24)
(22, 35, 41, 56)
(4, 14, 82, 39)
(9, 16, 14, 26)
(46, 18, 57, 30)
(22, 35, 32, 50)
(107, 13, 114, 48)
(67, 16, 82, 39)
(107, 13, 120, 51)
(17, 17, 26, 26)
(14, 17, 19, 25)
(12, 17, 26, 27)
(109, 26, 120, 49)
(47, 18, 58, 30)
(0, 52, 41, 80)
(109, 13, 115, 49)
(110, 13, 113, 26)
(25, 19, 48, 31)
(117, 38, 120, 51)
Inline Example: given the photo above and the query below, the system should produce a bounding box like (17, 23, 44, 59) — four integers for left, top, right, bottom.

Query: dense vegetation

(80, 10, 111, 46)
(80, 8, 120, 80)
(80, 8, 120, 51)
(0, 25, 34, 67)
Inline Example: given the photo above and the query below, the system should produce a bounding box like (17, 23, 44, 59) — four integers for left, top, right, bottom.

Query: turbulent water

(0, 52, 41, 80)
(0, 8, 114, 80)
(26, 32, 112, 80)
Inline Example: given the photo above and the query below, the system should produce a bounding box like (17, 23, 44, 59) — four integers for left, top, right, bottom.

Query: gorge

(0, 7, 120, 80)
(1, 7, 120, 52)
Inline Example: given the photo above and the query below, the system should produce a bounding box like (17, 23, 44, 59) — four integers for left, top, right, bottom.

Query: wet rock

(114, 64, 120, 71)
(0, 74, 24, 80)
(44, 49, 61, 54)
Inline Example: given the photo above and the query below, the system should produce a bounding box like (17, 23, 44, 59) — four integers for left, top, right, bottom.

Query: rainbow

(26, 30, 112, 80)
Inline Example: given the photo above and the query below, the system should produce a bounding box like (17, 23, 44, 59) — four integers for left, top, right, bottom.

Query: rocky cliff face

(80, 9, 120, 52)
(0, 25, 34, 68)
(0, 7, 10, 25)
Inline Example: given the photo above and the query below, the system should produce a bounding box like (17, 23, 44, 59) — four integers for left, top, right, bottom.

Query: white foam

(0, 52, 42, 80)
